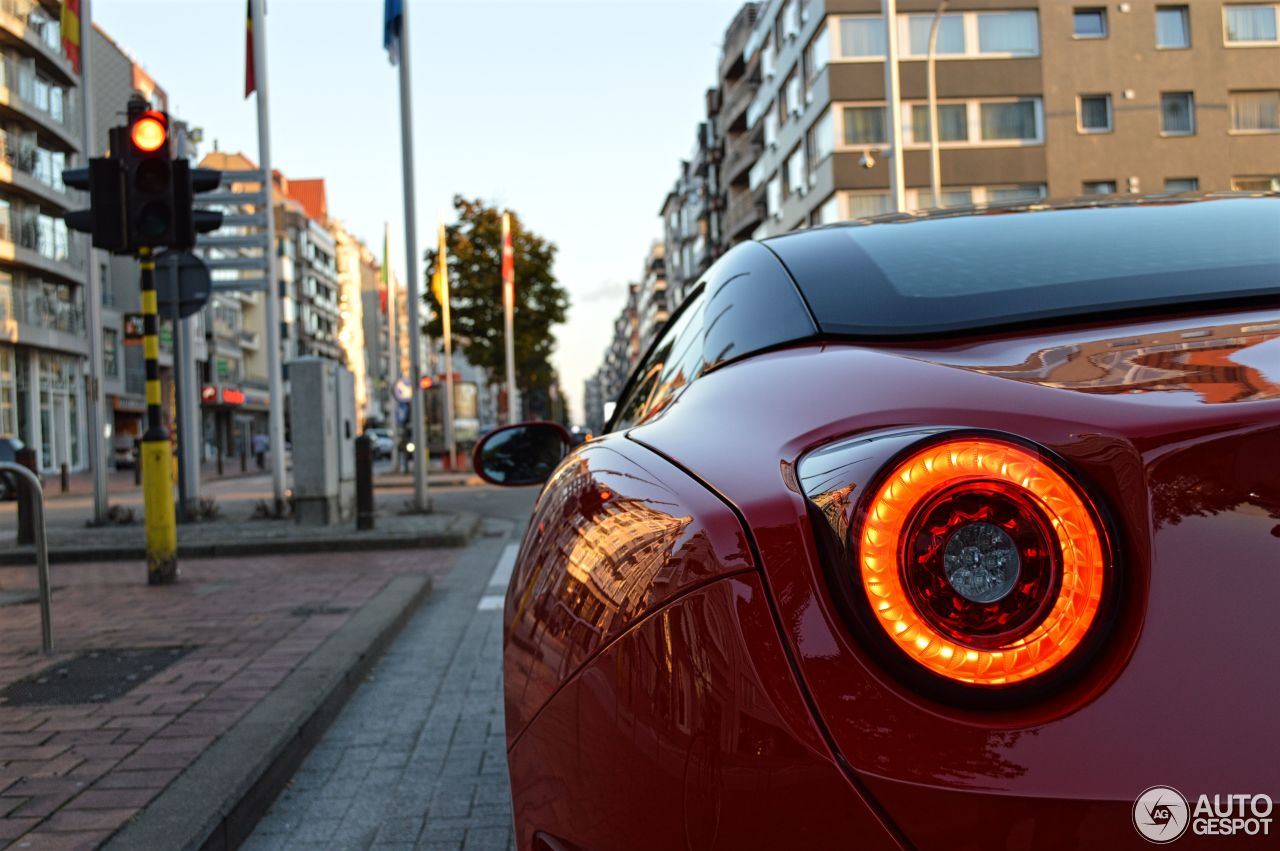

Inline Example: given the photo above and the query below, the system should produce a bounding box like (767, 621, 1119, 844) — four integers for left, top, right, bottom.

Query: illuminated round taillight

(858, 437, 1108, 686)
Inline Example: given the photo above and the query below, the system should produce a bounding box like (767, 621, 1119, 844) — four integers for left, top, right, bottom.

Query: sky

(94, 0, 747, 424)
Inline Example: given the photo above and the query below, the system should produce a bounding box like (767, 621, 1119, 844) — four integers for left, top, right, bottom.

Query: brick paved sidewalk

(0, 549, 459, 850)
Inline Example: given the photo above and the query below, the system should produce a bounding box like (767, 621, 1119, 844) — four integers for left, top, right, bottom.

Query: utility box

(288, 357, 357, 525)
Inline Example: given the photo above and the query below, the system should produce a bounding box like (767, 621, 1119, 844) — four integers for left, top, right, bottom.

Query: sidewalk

(0, 546, 462, 850)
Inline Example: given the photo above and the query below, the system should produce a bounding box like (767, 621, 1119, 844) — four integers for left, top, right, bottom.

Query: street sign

(393, 378, 412, 402)
(156, 251, 213, 320)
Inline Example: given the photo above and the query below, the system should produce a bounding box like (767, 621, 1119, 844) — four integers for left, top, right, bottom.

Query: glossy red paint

(508, 575, 902, 851)
(627, 306, 1280, 849)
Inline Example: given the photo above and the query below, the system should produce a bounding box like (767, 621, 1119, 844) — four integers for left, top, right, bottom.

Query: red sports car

(474, 196, 1280, 850)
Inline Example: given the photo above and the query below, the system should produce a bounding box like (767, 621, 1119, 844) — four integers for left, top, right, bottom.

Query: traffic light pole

(79, 0, 109, 525)
(250, 0, 288, 512)
(139, 247, 178, 584)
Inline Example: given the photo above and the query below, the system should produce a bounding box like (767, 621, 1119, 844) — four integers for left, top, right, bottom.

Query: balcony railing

(0, 205, 85, 269)
(723, 133, 762, 186)
(0, 277, 86, 335)
(724, 190, 765, 239)
(1, 0, 72, 64)
(0, 53, 80, 138)
(0, 128, 71, 196)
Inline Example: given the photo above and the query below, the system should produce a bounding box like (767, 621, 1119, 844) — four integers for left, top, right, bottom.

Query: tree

(424, 196, 569, 419)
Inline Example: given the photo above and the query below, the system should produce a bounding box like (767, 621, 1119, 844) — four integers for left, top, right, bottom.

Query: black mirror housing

(472, 421, 573, 487)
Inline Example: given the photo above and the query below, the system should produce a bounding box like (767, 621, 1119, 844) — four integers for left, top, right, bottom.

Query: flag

(431, 223, 448, 309)
(379, 228, 390, 315)
(501, 212, 515, 312)
(384, 0, 403, 66)
(60, 0, 81, 75)
(244, 0, 255, 98)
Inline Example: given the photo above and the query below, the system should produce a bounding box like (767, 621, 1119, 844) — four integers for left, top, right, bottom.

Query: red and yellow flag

(60, 0, 81, 74)
(501, 212, 515, 311)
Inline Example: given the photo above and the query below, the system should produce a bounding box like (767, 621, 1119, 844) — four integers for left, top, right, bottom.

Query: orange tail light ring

(858, 437, 1109, 686)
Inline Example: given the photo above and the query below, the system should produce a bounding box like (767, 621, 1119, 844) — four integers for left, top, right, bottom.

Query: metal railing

(0, 461, 52, 654)
(0, 53, 80, 138)
(0, 278, 86, 333)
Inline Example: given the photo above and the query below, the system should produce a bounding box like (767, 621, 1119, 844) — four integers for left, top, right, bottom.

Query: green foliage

(423, 196, 569, 412)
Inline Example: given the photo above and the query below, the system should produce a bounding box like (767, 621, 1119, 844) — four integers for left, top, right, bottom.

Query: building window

(763, 110, 780, 149)
(1164, 177, 1199, 192)
(784, 72, 803, 120)
(1083, 180, 1117, 194)
(785, 146, 807, 198)
(766, 174, 783, 220)
(843, 106, 886, 145)
(910, 103, 969, 143)
(1224, 4, 1279, 43)
(1156, 6, 1191, 48)
(1078, 94, 1113, 133)
(814, 194, 839, 225)
(1229, 90, 1280, 132)
(103, 329, 119, 377)
(809, 108, 834, 168)
(980, 100, 1039, 141)
(1074, 8, 1108, 38)
(781, 0, 800, 40)
(840, 191, 893, 220)
(1231, 175, 1280, 191)
(839, 16, 886, 57)
(975, 11, 1040, 55)
(907, 14, 965, 55)
(805, 24, 830, 100)
(1161, 92, 1196, 135)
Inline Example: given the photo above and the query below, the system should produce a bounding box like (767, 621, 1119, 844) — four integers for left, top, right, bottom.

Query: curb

(101, 572, 434, 851)
(0, 513, 483, 565)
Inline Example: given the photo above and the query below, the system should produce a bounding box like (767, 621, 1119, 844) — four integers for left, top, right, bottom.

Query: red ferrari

(474, 196, 1280, 851)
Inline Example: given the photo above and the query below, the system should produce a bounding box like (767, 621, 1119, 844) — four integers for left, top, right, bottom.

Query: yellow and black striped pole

(139, 246, 178, 583)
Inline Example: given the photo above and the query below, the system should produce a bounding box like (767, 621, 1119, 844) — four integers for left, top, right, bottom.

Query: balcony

(0, 53, 80, 148)
(719, 76, 757, 136)
(0, 0, 78, 84)
(723, 133, 762, 188)
(1, 127, 75, 208)
(238, 329, 260, 350)
(0, 275, 87, 346)
(724, 190, 765, 242)
(0, 204, 86, 280)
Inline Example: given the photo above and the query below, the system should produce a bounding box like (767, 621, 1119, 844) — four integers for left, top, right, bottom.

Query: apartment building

(0, 0, 87, 472)
(198, 150, 271, 461)
(275, 173, 341, 363)
(741, 0, 1280, 237)
(331, 220, 373, 423)
(636, 241, 669, 355)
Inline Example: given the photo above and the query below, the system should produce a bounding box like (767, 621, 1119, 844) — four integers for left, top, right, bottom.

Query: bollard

(134, 438, 142, 486)
(14, 447, 38, 546)
(1, 462, 53, 654)
(60, 462, 69, 493)
(355, 434, 375, 531)
(240, 440, 247, 473)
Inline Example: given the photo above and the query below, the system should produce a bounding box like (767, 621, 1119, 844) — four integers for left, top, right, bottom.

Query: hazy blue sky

(95, 0, 745, 422)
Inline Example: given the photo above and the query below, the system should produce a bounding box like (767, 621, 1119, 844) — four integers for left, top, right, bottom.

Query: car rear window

(766, 199, 1280, 337)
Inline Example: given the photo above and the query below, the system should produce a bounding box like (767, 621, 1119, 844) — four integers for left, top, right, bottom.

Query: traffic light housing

(121, 108, 175, 248)
(173, 163, 223, 249)
(64, 99, 223, 256)
(63, 159, 127, 252)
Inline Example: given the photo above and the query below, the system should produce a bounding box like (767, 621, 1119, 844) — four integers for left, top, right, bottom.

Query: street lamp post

(882, 0, 905, 212)
(927, 1, 949, 208)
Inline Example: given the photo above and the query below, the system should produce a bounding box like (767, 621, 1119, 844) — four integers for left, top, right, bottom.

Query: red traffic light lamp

(131, 111, 168, 153)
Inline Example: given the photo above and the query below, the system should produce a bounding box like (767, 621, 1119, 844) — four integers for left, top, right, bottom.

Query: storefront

(0, 345, 88, 473)
(201, 384, 269, 465)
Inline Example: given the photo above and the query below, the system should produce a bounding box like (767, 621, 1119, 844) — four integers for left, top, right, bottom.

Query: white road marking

(477, 595, 505, 611)
(488, 544, 519, 589)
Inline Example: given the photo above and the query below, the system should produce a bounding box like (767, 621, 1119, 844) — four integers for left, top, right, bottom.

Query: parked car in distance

(364, 428, 395, 459)
(112, 437, 137, 470)
(0, 436, 25, 500)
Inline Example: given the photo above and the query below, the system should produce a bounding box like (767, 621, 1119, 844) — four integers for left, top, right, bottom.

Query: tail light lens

(858, 437, 1108, 686)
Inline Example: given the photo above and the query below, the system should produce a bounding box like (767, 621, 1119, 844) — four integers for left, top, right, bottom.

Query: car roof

(759, 194, 1280, 339)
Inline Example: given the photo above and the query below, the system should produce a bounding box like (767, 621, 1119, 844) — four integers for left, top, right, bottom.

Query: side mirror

(472, 421, 573, 487)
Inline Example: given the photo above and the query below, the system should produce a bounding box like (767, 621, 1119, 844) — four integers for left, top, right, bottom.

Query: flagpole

(384, 223, 399, 442)
(395, 1, 429, 510)
(438, 221, 456, 470)
(251, 0, 287, 511)
(77, 0, 108, 524)
(501, 212, 517, 425)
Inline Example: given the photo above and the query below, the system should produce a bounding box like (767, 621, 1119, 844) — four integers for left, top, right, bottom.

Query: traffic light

(121, 107, 175, 248)
(63, 159, 127, 252)
(64, 97, 225, 256)
(172, 163, 223, 250)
